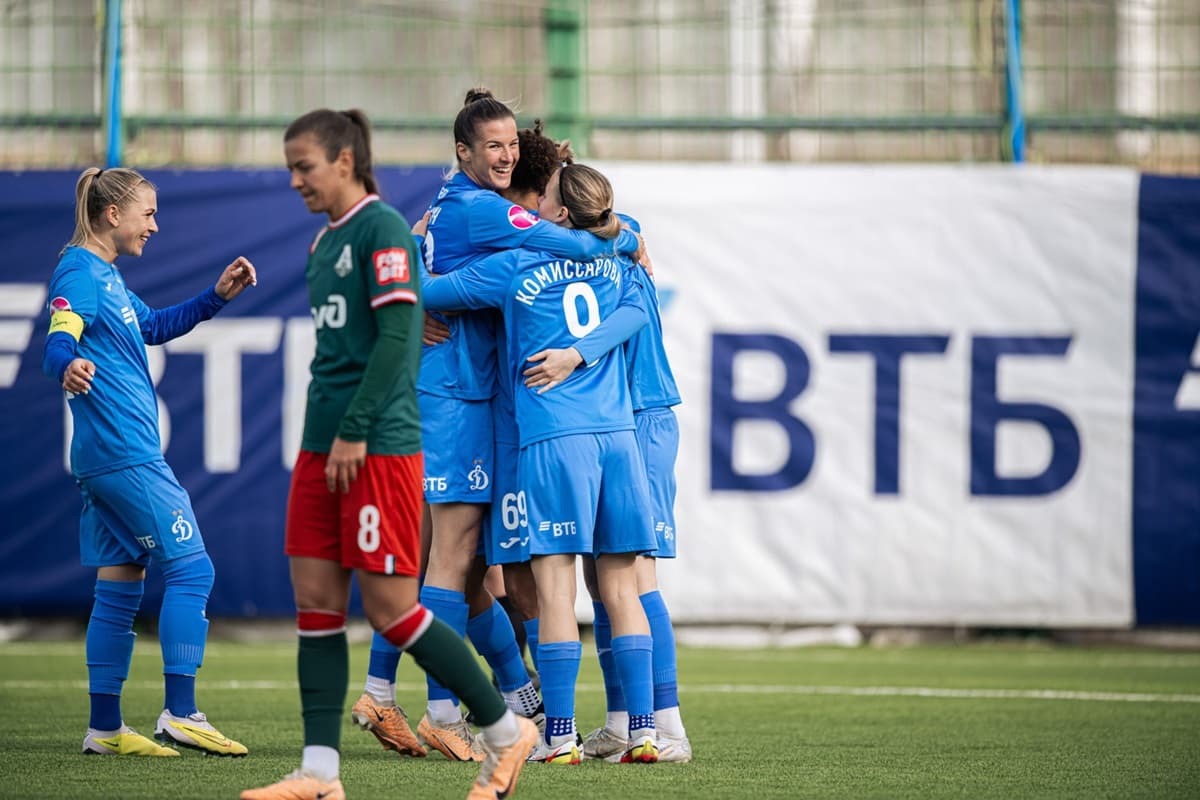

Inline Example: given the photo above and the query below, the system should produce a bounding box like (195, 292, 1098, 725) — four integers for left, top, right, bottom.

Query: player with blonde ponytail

(43, 165, 256, 759)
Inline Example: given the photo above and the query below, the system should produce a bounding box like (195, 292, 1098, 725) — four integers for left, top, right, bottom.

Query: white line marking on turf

(2, 680, 1197, 704)
(684, 684, 1200, 703)
(6, 643, 1200, 670)
(724, 651, 1200, 669)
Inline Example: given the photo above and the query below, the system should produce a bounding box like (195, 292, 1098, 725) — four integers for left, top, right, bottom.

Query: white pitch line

(1, 680, 1197, 704)
(685, 684, 1200, 703)
(6, 645, 1199, 670)
(724, 651, 1200, 669)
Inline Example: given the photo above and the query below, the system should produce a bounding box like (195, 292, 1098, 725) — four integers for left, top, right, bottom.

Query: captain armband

(48, 310, 85, 341)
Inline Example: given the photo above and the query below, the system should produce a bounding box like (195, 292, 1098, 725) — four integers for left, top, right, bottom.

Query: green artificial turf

(0, 638, 1197, 799)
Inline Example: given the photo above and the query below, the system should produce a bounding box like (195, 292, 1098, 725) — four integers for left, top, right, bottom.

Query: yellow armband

(48, 310, 84, 341)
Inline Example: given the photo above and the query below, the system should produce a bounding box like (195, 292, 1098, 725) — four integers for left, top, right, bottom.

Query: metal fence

(1, 0, 1197, 170)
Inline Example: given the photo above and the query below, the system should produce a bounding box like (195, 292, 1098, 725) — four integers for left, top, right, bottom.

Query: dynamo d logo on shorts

(467, 460, 490, 491)
(171, 508, 194, 543)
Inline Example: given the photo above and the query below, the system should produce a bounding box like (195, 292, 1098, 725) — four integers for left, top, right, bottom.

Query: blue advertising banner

(0, 166, 445, 617)
(1132, 175, 1200, 626)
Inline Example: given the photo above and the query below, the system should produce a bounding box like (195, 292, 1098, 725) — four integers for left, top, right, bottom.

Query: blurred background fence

(1, 0, 1197, 171)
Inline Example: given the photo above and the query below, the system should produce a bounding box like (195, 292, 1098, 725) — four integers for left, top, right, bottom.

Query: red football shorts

(285, 449, 423, 575)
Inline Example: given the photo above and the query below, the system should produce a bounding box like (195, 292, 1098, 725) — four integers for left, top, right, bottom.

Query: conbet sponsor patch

(507, 205, 538, 230)
(373, 248, 410, 284)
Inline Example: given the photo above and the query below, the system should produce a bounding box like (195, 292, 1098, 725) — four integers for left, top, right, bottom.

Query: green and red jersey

(301, 194, 423, 455)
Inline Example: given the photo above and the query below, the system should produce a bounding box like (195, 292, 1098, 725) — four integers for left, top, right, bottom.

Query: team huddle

(43, 89, 686, 800)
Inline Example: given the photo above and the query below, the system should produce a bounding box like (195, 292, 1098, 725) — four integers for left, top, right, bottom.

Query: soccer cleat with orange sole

(350, 693, 426, 757)
(418, 712, 485, 762)
(467, 715, 539, 800)
(239, 770, 345, 800)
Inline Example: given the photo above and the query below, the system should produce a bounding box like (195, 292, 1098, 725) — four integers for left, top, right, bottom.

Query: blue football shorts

(484, 432, 529, 566)
(418, 391, 494, 504)
(635, 407, 680, 559)
(520, 430, 656, 557)
(77, 458, 206, 567)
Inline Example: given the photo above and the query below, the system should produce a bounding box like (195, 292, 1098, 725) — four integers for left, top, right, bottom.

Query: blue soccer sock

(158, 553, 214, 717)
(89, 693, 123, 734)
(592, 601, 626, 713)
(365, 632, 402, 703)
(537, 640, 581, 745)
(522, 618, 540, 672)
(496, 595, 528, 655)
(419, 585, 468, 707)
(640, 590, 680, 711)
(467, 601, 529, 693)
(87, 578, 144, 731)
(611, 634, 654, 737)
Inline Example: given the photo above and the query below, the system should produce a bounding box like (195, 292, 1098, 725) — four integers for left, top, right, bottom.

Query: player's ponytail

(284, 108, 380, 196)
(341, 109, 379, 196)
(556, 138, 576, 165)
(557, 163, 622, 240)
(63, 166, 153, 255)
(453, 86, 516, 161)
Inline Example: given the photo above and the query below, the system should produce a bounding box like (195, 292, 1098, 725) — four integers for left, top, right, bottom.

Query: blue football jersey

(624, 267, 681, 411)
(422, 248, 648, 447)
(417, 172, 642, 401)
(491, 312, 519, 446)
(569, 214, 680, 411)
(45, 247, 165, 477)
(616, 215, 681, 411)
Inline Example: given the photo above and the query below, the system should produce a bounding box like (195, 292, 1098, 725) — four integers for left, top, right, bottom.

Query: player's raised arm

(524, 256, 649, 394)
(47, 165, 248, 760)
(128, 255, 256, 346)
(467, 188, 641, 261)
(422, 250, 518, 313)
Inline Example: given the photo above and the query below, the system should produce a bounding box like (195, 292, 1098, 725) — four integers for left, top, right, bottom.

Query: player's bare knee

(635, 555, 659, 594)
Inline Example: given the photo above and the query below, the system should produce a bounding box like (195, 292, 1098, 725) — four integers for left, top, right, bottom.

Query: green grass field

(1, 637, 1198, 799)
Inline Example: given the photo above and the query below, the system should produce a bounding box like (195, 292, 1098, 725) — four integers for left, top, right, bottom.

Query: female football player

(43, 166, 255, 759)
(240, 108, 537, 800)
(421, 163, 660, 765)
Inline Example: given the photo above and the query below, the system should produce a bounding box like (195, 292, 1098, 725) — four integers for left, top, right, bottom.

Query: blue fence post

(102, 0, 123, 167)
(1004, 0, 1026, 162)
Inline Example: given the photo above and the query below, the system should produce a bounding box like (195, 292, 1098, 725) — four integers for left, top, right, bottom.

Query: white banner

(14, 167, 1195, 624)
(591, 164, 1139, 627)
